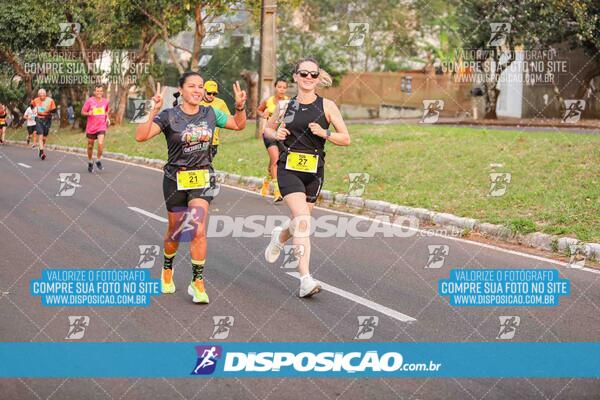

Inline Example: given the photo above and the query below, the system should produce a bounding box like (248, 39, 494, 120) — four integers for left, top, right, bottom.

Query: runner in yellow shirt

(200, 80, 231, 159)
(257, 79, 289, 202)
(0, 103, 7, 145)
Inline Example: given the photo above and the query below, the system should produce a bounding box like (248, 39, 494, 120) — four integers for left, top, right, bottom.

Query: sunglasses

(206, 92, 217, 96)
(297, 70, 320, 79)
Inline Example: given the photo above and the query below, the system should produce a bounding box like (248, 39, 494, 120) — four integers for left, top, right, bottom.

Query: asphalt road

(1, 144, 599, 399)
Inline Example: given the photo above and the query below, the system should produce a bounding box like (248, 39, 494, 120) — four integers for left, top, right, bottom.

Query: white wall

(496, 51, 524, 118)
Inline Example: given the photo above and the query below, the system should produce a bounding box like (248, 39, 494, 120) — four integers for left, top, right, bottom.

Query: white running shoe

(299, 274, 321, 298)
(265, 226, 284, 263)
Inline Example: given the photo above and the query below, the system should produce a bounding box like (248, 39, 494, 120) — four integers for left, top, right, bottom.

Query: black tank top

(279, 95, 329, 160)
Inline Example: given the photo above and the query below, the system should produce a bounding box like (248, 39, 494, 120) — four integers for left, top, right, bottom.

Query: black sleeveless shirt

(278, 95, 330, 165)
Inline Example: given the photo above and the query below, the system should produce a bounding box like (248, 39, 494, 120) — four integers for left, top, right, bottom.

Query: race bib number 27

(285, 152, 318, 173)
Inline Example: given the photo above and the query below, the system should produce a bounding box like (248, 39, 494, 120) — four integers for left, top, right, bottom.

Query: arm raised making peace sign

(135, 81, 166, 142)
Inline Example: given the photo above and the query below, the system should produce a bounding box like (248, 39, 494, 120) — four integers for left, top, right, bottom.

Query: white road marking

(127, 204, 418, 322)
(36, 145, 597, 276)
(17, 163, 31, 168)
(287, 271, 417, 322)
(128, 207, 168, 223)
(216, 182, 600, 274)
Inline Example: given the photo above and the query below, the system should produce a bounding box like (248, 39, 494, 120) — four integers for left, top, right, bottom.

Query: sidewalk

(346, 117, 600, 132)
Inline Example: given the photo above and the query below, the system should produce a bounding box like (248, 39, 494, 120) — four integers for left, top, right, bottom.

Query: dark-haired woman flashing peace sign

(135, 72, 247, 304)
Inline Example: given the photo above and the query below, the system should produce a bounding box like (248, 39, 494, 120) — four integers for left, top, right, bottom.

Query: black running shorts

(277, 161, 324, 203)
(35, 117, 52, 136)
(162, 173, 216, 212)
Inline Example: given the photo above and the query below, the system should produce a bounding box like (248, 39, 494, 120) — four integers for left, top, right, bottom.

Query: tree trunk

(110, 31, 159, 125)
(68, 86, 78, 129)
(574, 69, 600, 119)
(10, 107, 23, 128)
(189, 4, 205, 72)
(113, 81, 131, 125)
(481, 53, 512, 119)
(59, 90, 69, 128)
(483, 83, 499, 119)
(240, 70, 259, 120)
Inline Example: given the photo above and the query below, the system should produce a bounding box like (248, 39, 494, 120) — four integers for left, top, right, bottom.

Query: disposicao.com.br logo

(206, 214, 421, 238)
(191, 345, 442, 376)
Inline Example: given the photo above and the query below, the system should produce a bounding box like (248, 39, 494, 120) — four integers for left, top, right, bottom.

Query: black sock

(163, 252, 175, 270)
(192, 260, 205, 281)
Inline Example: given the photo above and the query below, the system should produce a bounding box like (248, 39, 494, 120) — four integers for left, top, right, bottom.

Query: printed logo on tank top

(282, 99, 299, 124)
(181, 121, 213, 154)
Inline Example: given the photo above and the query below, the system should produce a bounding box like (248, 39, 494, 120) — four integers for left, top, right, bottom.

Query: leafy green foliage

(457, 0, 599, 55)
(277, 0, 417, 78)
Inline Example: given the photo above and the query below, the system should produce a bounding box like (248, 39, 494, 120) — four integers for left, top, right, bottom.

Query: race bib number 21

(176, 170, 210, 191)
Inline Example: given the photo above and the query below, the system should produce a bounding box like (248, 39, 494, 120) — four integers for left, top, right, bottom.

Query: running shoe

(161, 269, 176, 294)
(31, 143, 37, 148)
(260, 177, 270, 197)
(265, 226, 284, 263)
(96, 160, 103, 171)
(88, 162, 93, 173)
(299, 274, 321, 298)
(187, 279, 209, 303)
(40, 150, 46, 160)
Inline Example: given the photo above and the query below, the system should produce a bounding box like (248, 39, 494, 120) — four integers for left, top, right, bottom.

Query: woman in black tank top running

(263, 57, 350, 298)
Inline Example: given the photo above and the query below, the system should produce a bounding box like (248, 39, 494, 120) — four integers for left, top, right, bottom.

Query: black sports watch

(325, 129, 331, 139)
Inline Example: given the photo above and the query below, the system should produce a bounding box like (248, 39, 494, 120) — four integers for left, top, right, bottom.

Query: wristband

(236, 106, 246, 112)
(326, 129, 331, 139)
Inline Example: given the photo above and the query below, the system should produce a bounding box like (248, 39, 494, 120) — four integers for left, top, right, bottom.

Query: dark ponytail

(172, 92, 180, 107)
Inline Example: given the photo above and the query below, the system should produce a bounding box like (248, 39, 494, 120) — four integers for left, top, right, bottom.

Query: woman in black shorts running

(263, 57, 350, 297)
(257, 78, 289, 202)
(135, 72, 247, 304)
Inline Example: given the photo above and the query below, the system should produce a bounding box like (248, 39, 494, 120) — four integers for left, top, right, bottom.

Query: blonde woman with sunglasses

(263, 57, 350, 297)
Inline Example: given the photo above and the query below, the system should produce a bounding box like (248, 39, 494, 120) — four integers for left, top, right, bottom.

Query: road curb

(7, 139, 599, 261)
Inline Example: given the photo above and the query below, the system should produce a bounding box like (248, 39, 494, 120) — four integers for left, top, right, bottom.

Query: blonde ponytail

(317, 69, 333, 88)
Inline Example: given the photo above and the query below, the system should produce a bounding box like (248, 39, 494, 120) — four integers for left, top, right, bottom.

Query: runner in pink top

(81, 84, 109, 172)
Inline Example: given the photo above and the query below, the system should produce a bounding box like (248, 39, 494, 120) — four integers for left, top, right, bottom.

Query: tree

(0, 1, 65, 108)
(412, 0, 462, 71)
(456, 0, 600, 118)
(87, 0, 164, 124)
(138, 0, 256, 74)
(276, 0, 418, 76)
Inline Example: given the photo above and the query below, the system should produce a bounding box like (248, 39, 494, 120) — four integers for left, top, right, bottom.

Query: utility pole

(256, 0, 277, 138)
